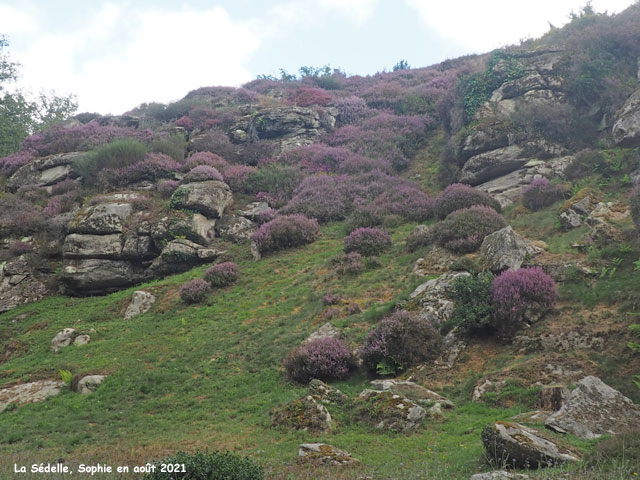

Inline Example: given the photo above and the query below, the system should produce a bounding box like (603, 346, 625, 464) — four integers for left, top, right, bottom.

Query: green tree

(0, 35, 77, 156)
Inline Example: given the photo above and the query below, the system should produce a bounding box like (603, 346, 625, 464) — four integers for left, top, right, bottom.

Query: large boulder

(76, 375, 106, 394)
(0, 379, 65, 412)
(478, 226, 531, 273)
(271, 395, 333, 433)
(61, 258, 146, 295)
(408, 272, 470, 326)
(170, 181, 233, 218)
(307, 379, 348, 405)
(123, 290, 156, 319)
(355, 389, 426, 433)
(145, 239, 224, 277)
(481, 421, 580, 468)
(215, 214, 256, 242)
(6, 152, 82, 192)
(69, 202, 133, 235)
(612, 87, 640, 147)
(0, 256, 52, 313)
(369, 379, 454, 409)
(545, 376, 640, 439)
(50, 328, 76, 352)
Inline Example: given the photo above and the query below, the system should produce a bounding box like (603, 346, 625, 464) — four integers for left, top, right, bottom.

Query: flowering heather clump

(51, 178, 76, 195)
(281, 144, 352, 173)
(281, 174, 350, 222)
(491, 267, 558, 337)
(222, 165, 257, 192)
(189, 130, 238, 160)
(180, 278, 210, 304)
(333, 252, 364, 276)
(283, 337, 356, 384)
(175, 115, 194, 130)
(338, 154, 391, 174)
(434, 183, 501, 218)
(157, 179, 179, 198)
(21, 121, 153, 156)
(43, 191, 80, 216)
(322, 294, 341, 306)
(243, 164, 304, 206)
(8, 240, 34, 256)
(204, 262, 239, 288)
(333, 96, 370, 126)
(251, 214, 319, 255)
(433, 205, 507, 253)
(631, 186, 640, 232)
(522, 178, 565, 211)
(100, 153, 180, 187)
(182, 165, 224, 183)
(374, 184, 434, 221)
(344, 227, 392, 257)
(359, 310, 443, 375)
(288, 87, 333, 107)
(0, 150, 35, 176)
(0, 195, 43, 236)
(181, 152, 229, 173)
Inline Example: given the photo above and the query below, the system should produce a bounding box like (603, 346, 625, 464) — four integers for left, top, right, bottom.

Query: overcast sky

(0, 0, 636, 115)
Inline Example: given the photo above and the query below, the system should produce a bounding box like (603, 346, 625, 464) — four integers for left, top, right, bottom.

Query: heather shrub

(222, 165, 257, 192)
(283, 337, 356, 384)
(251, 214, 318, 255)
(189, 130, 238, 160)
(98, 153, 180, 187)
(143, 450, 264, 480)
(281, 144, 352, 173)
(281, 174, 350, 222)
(433, 206, 507, 253)
(522, 178, 565, 211)
(243, 165, 304, 207)
(175, 115, 194, 130)
(288, 87, 333, 107)
(631, 186, 640, 232)
(8, 240, 34, 256)
(182, 165, 223, 183)
(16, 185, 48, 204)
(373, 184, 434, 221)
(333, 95, 369, 126)
(564, 150, 606, 180)
(50, 178, 76, 195)
(0, 150, 35, 176)
(180, 278, 210, 304)
(344, 227, 391, 257)
(344, 200, 385, 232)
(332, 251, 364, 276)
(204, 262, 239, 288)
(150, 133, 187, 162)
(43, 191, 80, 216)
(447, 272, 494, 334)
(181, 152, 229, 173)
(74, 139, 148, 183)
(491, 267, 557, 337)
(406, 225, 435, 252)
(434, 183, 501, 218)
(238, 140, 277, 166)
(322, 294, 341, 306)
(157, 179, 179, 198)
(0, 195, 43, 236)
(359, 311, 443, 375)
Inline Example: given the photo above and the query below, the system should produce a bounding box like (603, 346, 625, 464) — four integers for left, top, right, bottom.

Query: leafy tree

(393, 59, 410, 71)
(0, 35, 77, 156)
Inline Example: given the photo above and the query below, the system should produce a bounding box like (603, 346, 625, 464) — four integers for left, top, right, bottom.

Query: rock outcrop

(297, 443, 358, 466)
(170, 181, 233, 218)
(545, 376, 640, 439)
(478, 226, 532, 272)
(612, 87, 640, 147)
(6, 152, 82, 192)
(481, 421, 580, 468)
(76, 375, 106, 394)
(0, 380, 64, 412)
(0, 255, 52, 313)
(369, 379, 454, 409)
(271, 395, 333, 433)
(355, 389, 426, 433)
(123, 290, 156, 319)
(408, 272, 470, 326)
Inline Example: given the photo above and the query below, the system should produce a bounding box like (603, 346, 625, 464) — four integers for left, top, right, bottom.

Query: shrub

(8, 240, 34, 256)
(51, 178, 76, 195)
(322, 294, 341, 305)
(288, 87, 333, 107)
(150, 133, 187, 162)
(280, 144, 353, 173)
(180, 278, 210, 304)
(222, 165, 257, 192)
(0, 150, 35, 176)
(584, 431, 640, 469)
(406, 225, 435, 252)
(98, 153, 180, 187)
(332, 252, 364, 276)
(251, 214, 318, 255)
(143, 450, 264, 480)
(283, 337, 356, 384)
(522, 178, 565, 211)
(359, 311, 443, 375)
(564, 150, 606, 180)
(447, 272, 494, 334)
(433, 206, 507, 253)
(157, 179, 179, 198)
(434, 183, 501, 218)
(243, 165, 304, 207)
(491, 267, 557, 337)
(281, 175, 350, 222)
(204, 262, 239, 288)
(182, 165, 223, 183)
(333, 96, 369, 126)
(344, 227, 391, 257)
(43, 191, 80, 216)
(181, 152, 229, 173)
(175, 115, 194, 130)
(0, 194, 43, 236)
(630, 186, 640, 232)
(74, 139, 148, 182)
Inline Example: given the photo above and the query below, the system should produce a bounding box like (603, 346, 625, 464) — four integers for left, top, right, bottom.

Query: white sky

(0, 0, 636, 115)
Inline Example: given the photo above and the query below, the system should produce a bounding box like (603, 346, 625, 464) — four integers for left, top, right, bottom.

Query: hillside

(1, 4, 640, 480)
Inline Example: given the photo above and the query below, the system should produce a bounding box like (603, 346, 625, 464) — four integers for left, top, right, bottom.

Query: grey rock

(298, 443, 358, 466)
(73, 334, 90, 346)
(308, 379, 348, 404)
(145, 239, 224, 277)
(481, 421, 580, 468)
(215, 214, 256, 242)
(470, 471, 531, 480)
(370, 379, 454, 408)
(356, 389, 426, 433)
(514, 332, 604, 354)
(124, 290, 156, 319)
(51, 328, 76, 352)
(537, 385, 569, 412)
(0, 380, 64, 412)
(545, 376, 640, 439)
(170, 181, 233, 218)
(63, 233, 124, 259)
(77, 375, 106, 394)
(612, 87, 640, 147)
(408, 272, 470, 326)
(272, 395, 333, 433)
(478, 226, 531, 272)
(61, 258, 145, 294)
(237, 202, 271, 219)
(304, 322, 340, 344)
(0, 261, 51, 313)
(473, 379, 507, 403)
(69, 202, 133, 234)
(7, 152, 82, 192)
(190, 213, 217, 245)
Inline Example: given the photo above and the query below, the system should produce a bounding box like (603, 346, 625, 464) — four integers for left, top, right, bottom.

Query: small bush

(204, 262, 239, 288)
(283, 337, 356, 384)
(182, 165, 223, 183)
(0, 194, 43, 236)
(98, 152, 180, 188)
(406, 225, 435, 252)
(522, 178, 565, 211)
(8, 240, 34, 256)
(360, 310, 443, 375)
(143, 450, 264, 480)
(150, 133, 186, 162)
(447, 272, 494, 334)
(281, 174, 350, 222)
(332, 252, 364, 276)
(180, 279, 210, 304)
(585, 431, 640, 468)
(251, 214, 318, 255)
(0, 150, 35, 176)
(630, 186, 640, 232)
(344, 227, 391, 257)
(434, 183, 501, 218)
(74, 139, 148, 182)
(157, 179, 179, 198)
(564, 150, 606, 180)
(222, 165, 257, 192)
(491, 267, 557, 337)
(181, 152, 229, 173)
(433, 206, 507, 253)
(322, 294, 341, 305)
(243, 165, 304, 207)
